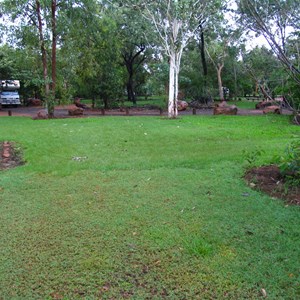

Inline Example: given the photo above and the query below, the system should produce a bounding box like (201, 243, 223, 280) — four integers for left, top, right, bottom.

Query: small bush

(243, 147, 265, 167)
(276, 138, 300, 187)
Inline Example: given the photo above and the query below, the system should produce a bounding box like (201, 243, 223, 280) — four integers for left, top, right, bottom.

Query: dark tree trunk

(198, 24, 208, 90)
(36, 0, 49, 96)
(103, 97, 109, 109)
(47, 0, 57, 118)
(126, 71, 136, 104)
(35, 0, 57, 118)
(122, 44, 146, 105)
(199, 24, 208, 77)
(51, 0, 57, 94)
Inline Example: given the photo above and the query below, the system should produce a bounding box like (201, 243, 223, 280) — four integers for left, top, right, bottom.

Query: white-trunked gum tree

(129, 0, 223, 118)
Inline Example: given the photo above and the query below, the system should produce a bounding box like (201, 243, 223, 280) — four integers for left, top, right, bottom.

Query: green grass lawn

(0, 114, 299, 299)
(228, 100, 257, 110)
(82, 96, 257, 110)
(81, 96, 167, 109)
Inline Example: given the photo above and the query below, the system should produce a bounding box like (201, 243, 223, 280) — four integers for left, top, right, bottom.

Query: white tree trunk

(133, 1, 209, 118)
(168, 51, 178, 118)
(168, 45, 184, 118)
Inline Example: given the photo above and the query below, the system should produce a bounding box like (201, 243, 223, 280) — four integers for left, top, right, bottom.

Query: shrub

(276, 138, 300, 187)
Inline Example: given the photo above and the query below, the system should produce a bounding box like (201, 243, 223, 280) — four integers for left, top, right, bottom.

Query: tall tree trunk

(167, 20, 184, 119)
(217, 63, 224, 101)
(122, 45, 145, 105)
(199, 24, 208, 90)
(168, 52, 178, 118)
(126, 71, 136, 104)
(36, 0, 49, 97)
(103, 97, 109, 109)
(168, 53, 178, 118)
(233, 64, 238, 98)
(51, 0, 57, 94)
(48, 0, 57, 118)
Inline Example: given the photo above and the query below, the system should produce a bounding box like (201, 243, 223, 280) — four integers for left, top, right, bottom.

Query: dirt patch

(245, 165, 300, 205)
(0, 141, 24, 170)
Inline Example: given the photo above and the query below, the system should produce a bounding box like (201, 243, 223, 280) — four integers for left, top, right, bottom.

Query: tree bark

(122, 45, 146, 105)
(36, 0, 49, 96)
(124, 59, 136, 104)
(168, 51, 178, 118)
(126, 78, 136, 104)
(43, 0, 57, 118)
(217, 63, 224, 101)
(168, 54, 175, 118)
(51, 0, 57, 94)
(199, 24, 208, 89)
(103, 97, 109, 109)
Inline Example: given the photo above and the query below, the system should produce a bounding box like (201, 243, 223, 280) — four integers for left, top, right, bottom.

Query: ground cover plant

(0, 115, 299, 299)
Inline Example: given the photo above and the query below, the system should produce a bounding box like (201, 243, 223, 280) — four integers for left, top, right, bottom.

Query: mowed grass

(228, 100, 257, 109)
(0, 114, 299, 299)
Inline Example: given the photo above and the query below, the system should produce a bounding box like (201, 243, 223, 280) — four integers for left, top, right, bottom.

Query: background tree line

(0, 0, 299, 116)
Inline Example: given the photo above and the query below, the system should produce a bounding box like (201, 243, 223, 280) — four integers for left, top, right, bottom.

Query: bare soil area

(245, 165, 300, 206)
(0, 141, 24, 170)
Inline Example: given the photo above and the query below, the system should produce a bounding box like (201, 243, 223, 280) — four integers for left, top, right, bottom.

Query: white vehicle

(0, 80, 21, 106)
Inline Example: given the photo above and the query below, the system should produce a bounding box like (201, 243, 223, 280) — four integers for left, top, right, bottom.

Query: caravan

(0, 80, 21, 106)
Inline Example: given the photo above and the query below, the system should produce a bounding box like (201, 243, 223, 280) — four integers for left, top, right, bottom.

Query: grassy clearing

(228, 100, 257, 109)
(81, 96, 167, 109)
(0, 115, 299, 299)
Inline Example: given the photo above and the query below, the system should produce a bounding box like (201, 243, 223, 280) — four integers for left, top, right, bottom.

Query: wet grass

(0, 114, 299, 299)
